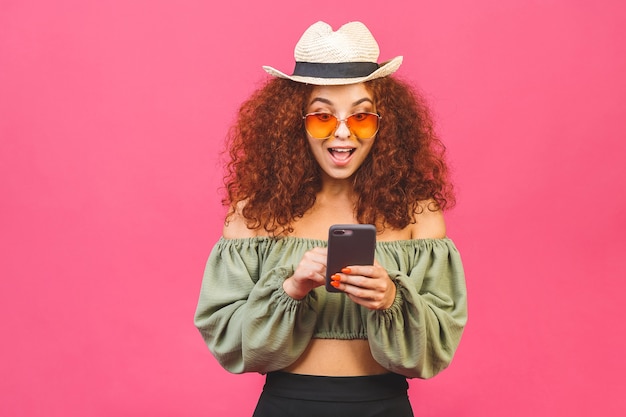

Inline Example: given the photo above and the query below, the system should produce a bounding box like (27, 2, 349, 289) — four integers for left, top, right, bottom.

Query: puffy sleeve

(193, 237, 319, 374)
(367, 238, 468, 379)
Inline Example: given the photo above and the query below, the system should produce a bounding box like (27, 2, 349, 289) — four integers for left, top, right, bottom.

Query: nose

(334, 118, 353, 139)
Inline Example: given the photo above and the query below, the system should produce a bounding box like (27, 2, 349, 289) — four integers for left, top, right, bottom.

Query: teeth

(330, 148, 353, 152)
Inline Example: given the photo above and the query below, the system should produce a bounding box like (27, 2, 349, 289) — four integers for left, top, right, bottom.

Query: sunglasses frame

(302, 112, 382, 140)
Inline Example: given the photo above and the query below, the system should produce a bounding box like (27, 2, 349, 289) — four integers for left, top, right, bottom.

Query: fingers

(297, 247, 327, 278)
(284, 247, 328, 299)
(307, 246, 328, 265)
(329, 264, 396, 310)
(330, 272, 389, 294)
(340, 279, 395, 310)
(334, 264, 380, 285)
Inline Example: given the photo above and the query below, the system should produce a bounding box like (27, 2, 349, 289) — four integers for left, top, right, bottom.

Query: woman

(194, 21, 467, 417)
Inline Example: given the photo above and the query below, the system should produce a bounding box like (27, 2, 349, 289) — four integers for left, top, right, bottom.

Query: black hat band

(293, 61, 380, 79)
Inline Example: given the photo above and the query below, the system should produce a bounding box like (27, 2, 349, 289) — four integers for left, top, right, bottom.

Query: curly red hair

(222, 76, 455, 236)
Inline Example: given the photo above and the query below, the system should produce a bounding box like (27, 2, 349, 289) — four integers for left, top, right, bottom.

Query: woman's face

(304, 83, 377, 182)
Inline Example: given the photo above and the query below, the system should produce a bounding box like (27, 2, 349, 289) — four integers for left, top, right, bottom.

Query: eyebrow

(308, 97, 374, 107)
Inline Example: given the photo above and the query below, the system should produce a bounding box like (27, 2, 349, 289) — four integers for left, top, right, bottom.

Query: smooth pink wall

(1, 1, 625, 416)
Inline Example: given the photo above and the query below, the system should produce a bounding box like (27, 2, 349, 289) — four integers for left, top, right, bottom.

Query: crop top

(194, 236, 467, 379)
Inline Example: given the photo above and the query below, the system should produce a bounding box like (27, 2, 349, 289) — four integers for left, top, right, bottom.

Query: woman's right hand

(282, 247, 327, 300)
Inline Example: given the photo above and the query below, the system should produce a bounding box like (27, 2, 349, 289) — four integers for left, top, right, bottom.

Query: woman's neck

(318, 174, 356, 197)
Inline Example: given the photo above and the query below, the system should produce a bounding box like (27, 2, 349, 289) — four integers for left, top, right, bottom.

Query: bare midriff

(281, 338, 389, 376)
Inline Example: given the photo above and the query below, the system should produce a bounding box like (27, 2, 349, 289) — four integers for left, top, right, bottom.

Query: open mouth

(328, 147, 356, 162)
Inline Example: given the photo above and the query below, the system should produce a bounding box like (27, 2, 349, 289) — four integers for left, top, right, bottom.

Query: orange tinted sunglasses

(303, 112, 381, 139)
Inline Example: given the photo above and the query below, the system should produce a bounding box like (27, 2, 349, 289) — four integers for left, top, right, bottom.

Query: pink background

(1, 1, 625, 416)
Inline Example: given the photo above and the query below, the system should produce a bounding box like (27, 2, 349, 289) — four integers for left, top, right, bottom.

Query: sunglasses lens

(305, 113, 337, 139)
(304, 113, 380, 139)
(346, 113, 380, 139)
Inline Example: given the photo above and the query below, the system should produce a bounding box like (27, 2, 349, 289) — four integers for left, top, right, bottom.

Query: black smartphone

(325, 224, 377, 292)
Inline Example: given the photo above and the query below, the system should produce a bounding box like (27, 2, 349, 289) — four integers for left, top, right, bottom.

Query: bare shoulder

(410, 200, 447, 239)
(222, 202, 260, 239)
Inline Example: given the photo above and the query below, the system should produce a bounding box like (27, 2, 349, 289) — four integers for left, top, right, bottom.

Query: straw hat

(263, 21, 403, 85)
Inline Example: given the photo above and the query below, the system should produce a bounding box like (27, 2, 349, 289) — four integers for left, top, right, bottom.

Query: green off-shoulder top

(194, 236, 467, 379)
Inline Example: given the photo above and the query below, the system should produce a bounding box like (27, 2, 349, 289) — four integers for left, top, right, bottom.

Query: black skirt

(252, 371, 414, 417)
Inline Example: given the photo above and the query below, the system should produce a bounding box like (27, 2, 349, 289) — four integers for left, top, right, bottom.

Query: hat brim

(262, 56, 403, 86)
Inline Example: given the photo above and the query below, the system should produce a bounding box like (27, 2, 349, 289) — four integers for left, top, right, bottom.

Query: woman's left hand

(329, 261, 396, 310)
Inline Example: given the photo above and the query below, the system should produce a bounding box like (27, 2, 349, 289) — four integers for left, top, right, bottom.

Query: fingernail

(330, 281, 340, 288)
(341, 268, 351, 274)
(331, 274, 341, 281)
